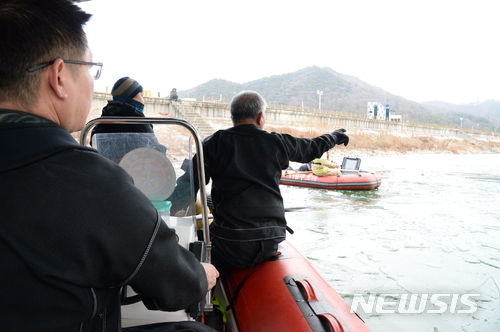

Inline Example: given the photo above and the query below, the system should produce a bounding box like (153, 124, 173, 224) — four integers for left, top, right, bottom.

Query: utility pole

(316, 90, 323, 110)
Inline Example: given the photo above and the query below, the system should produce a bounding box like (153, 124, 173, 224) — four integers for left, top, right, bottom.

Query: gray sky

(79, 0, 499, 104)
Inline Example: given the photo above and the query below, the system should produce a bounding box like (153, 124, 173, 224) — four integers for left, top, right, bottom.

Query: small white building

(367, 102, 386, 120)
(389, 114, 402, 121)
(367, 102, 402, 121)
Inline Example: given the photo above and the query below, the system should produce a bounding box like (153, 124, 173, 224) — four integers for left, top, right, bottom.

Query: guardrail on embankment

(90, 93, 500, 142)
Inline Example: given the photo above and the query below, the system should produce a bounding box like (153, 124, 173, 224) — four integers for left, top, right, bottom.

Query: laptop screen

(341, 157, 361, 172)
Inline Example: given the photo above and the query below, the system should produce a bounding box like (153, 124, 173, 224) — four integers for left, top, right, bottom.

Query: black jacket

(202, 124, 337, 238)
(0, 110, 207, 332)
(90, 100, 166, 163)
(91, 99, 154, 135)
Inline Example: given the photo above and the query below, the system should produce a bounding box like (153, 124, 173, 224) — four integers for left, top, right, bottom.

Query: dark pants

(210, 237, 280, 271)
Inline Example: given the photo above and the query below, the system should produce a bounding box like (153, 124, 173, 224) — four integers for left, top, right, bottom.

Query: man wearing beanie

(113, 77, 144, 101)
(91, 77, 167, 162)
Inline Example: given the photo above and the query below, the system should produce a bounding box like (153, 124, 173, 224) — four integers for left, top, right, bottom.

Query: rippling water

(283, 154, 500, 332)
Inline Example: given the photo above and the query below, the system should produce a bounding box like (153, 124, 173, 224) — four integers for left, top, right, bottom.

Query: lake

(283, 153, 500, 332)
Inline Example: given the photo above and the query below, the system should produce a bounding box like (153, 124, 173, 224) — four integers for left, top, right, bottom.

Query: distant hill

(422, 100, 500, 130)
(179, 66, 499, 132)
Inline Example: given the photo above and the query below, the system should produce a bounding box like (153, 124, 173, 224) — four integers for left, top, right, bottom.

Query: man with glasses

(0, 1, 218, 331)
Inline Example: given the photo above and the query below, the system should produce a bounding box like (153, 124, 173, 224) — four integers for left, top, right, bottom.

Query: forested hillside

(179, 66, 499, 132)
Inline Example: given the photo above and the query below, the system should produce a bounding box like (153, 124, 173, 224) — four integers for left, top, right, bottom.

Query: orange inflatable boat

(281, 157, 381, 191)
(216, 239, 371, 332)
(280, 171, 381, 191)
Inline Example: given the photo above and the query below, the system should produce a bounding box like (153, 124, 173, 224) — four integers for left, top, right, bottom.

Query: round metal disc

(119, 148, 176, 200)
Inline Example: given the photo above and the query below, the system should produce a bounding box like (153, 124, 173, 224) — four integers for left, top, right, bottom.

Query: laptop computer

(341, 157, 361, 173)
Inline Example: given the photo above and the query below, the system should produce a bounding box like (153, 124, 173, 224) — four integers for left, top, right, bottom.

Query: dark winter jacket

(0, 109, 207, 332)
(91, 99, 154, 135)
(90, 100, 166, 163)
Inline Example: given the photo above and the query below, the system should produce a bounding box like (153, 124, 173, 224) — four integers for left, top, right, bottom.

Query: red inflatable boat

(281, 171, 381, 191)
(216, 239, 371, 332)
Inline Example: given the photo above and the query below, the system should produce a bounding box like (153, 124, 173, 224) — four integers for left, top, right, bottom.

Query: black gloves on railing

(331, 128, 349, 146)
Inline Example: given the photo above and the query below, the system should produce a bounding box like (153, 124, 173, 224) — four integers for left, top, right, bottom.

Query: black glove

(331, 128, 349, 146)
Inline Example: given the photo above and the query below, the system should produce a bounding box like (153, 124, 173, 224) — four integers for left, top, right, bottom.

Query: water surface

(283, 154, 500, 332)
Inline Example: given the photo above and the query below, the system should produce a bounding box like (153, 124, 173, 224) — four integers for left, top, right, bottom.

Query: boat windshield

(82, 120, 202, 248)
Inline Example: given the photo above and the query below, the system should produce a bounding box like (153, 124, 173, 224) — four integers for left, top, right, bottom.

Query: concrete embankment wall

(90, 93, 171, 118)
(91, 93, 500, 142)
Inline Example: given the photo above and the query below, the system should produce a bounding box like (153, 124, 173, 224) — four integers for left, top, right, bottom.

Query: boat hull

(280, 171, 381, 191)
(218, 240, 371, 332)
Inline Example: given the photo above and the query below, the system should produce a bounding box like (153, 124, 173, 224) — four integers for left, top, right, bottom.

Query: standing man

(0, 1, 218, 331)
(169, 90, 349, 271)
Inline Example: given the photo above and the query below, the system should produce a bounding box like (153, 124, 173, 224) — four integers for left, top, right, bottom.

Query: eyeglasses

(27, 60, 103, 80)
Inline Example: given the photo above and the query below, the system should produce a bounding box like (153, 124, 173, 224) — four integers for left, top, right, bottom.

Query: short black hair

(0, 0, 92, 107)
(230, 91, 266, 122)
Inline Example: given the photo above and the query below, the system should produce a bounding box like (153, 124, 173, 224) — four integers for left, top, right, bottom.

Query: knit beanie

(111, 77, 143, 99)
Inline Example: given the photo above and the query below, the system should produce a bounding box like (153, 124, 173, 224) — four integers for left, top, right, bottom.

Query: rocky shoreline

(328, 148, 492, 158)
(264, 125, 500, 157)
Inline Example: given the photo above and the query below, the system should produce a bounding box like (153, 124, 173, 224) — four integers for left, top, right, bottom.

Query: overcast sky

(79, 0, 499, 105)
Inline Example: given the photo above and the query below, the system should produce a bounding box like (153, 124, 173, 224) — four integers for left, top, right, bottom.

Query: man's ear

(48, 59, 69, 99)
(256, 112, 265, 128)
